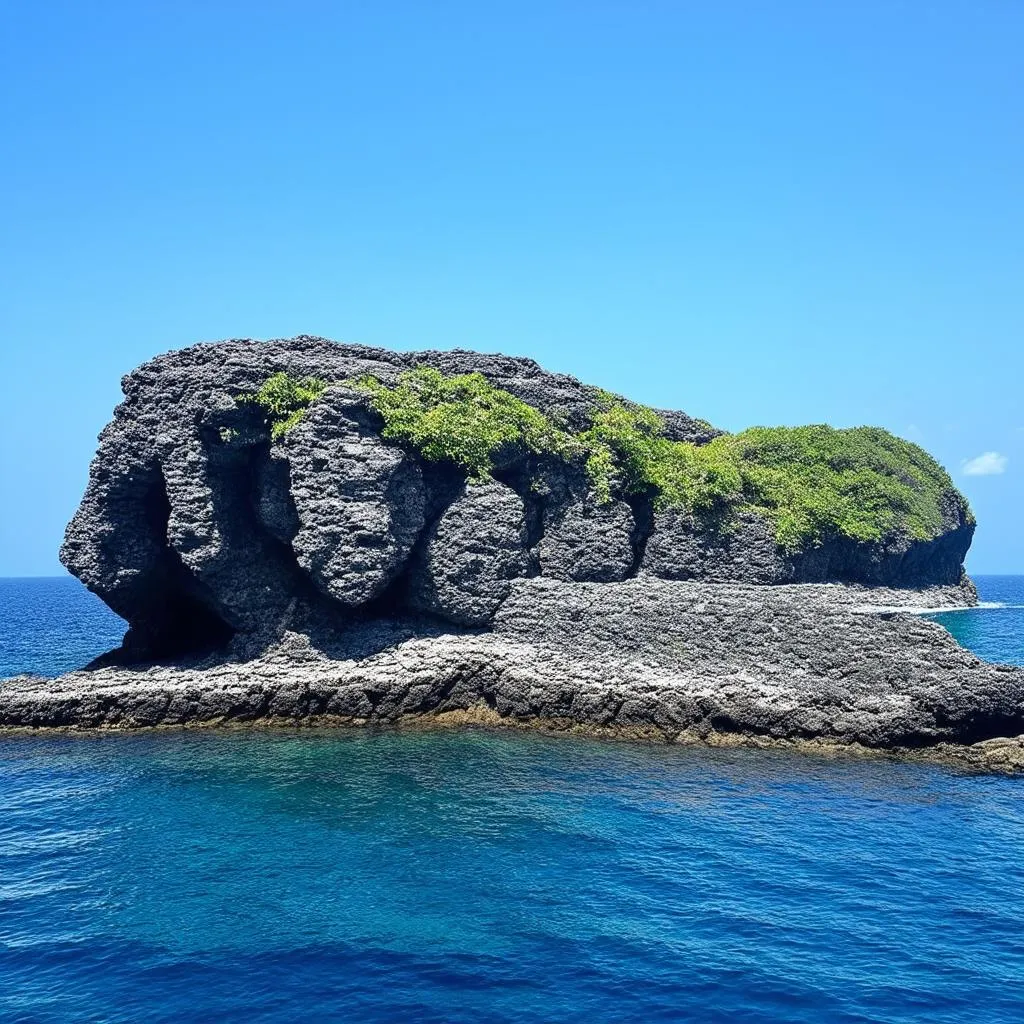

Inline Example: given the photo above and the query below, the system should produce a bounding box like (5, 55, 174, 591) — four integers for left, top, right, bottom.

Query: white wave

(853, 601, 1009, 615)
(930, 602, 1024, 613)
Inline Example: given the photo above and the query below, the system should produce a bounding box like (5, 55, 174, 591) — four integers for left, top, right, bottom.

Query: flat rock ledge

(3, 578, 1022, 774)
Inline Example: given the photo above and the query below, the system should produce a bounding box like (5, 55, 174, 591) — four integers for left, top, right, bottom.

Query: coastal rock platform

(4, 578, 1022, 773)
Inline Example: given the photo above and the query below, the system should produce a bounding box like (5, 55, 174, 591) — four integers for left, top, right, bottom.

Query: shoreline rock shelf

(3, 336, 1021, 770)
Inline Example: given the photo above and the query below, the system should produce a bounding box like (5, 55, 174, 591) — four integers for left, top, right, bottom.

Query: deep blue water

(0, 577, 125, 679)
(928, 575, 1024, 667)
(1, 577, 1023, 1023)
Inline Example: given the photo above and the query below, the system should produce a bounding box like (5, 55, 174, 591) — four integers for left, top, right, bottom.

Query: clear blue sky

(1, 2, 1021, 575)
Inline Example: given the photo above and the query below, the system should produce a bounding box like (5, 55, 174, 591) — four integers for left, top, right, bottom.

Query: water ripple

(0, 729, 1022, 1023)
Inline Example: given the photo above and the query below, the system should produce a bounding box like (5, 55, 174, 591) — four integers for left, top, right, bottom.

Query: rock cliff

(58, 335, 973, 661)
(4, 335, 1019, 770)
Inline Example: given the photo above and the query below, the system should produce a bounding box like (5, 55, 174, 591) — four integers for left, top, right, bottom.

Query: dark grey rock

(643, 509, 789, 584)
(2, 580, 1020, 773)
(788, 501, 975, 587)
(62, 336, 673, 656)
(538, 497, 636, 582)
(39, 335, 1016, 766)
(654, 408, 723, 445)
(409, 480, 533, 625)
(58, 424, 195, 660)
(283, 387, 426, 606)
(157, 409, 300, 635)
(254, 448, 300, 544)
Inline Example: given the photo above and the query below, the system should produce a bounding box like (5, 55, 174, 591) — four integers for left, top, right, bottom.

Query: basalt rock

(55, 336, 975, 662)
(283, 387, 426, 607)
(642, 509, 787, 584)
(13, 335, 1016, 766)
(2, 579, 1020, 774)
(538, 496, 637, 583)
(408, 480, 533, 625)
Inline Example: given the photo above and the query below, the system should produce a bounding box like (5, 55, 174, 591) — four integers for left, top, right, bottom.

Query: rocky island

(3, 336, 1022, 771)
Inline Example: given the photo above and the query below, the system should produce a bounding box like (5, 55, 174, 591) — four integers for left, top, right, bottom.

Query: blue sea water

(0, 577, 126, 679)
(927, 576, 1024, 667)
(1, 577, 1023, 1023)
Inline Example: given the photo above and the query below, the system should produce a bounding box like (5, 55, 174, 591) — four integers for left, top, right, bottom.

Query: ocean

(1, 577, 1023, 1022)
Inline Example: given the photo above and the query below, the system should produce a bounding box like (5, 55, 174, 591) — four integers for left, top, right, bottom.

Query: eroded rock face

(641, 504, 975, 589)
(409, 481, 533, 625)
(283, 388, 426, 606)
(642, 510, 789, 584)
(787, 491, 975, 586)
(254, 449, 299, 544)
(61, 427, 168, 622)
(57, 335, 976, 664)
(537, 497, 636, 582)
(157, 411, 300, 635)
(60, 337, 642, 657)
(59, 423, 237, 659)
(3, 580, 1019, 770)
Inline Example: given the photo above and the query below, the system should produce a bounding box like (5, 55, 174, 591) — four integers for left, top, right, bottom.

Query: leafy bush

(721, 425, 965, 550)
(575, 396, 962, 547)
(578, 394, 741, 511)
(238, 372, 327, 439)
(353, 367, 573, 480)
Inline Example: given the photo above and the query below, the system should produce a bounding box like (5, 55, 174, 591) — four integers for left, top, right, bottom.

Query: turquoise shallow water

(1, 577, 1023, 1022)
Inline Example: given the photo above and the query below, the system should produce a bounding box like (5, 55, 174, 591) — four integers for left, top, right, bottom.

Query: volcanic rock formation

(5, 335, 1020, 770)
(59, 336, 973, 661)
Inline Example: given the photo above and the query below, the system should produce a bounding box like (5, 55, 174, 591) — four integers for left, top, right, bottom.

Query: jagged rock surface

(643, 510, 787, 584)
(284, 387, 426, 606)
(538, 496, 637, 583)
(2, 580, 1021, 773)
(56, 336, 733, 657)
(409, 481, 533, 625)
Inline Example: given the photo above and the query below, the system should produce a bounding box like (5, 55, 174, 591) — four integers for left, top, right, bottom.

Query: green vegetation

(719, 425, 963, 550)
(244, 367, 966, 552)
(239, 371, 328, 439)
(352, 367, 573, 480)
(578, 393, 741, 511)
(574, 395, 963, 548)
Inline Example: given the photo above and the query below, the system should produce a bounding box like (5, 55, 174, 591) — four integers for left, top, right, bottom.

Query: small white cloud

(962, 452, 1008, 476)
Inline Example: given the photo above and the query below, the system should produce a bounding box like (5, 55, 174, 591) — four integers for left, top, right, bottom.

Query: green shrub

(578, 394, 741, 511)
(721, 425, 965, 550)
(575, 397, 962, 548)
(238, 371, 327, 438)
(352, 367, 574, 480)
